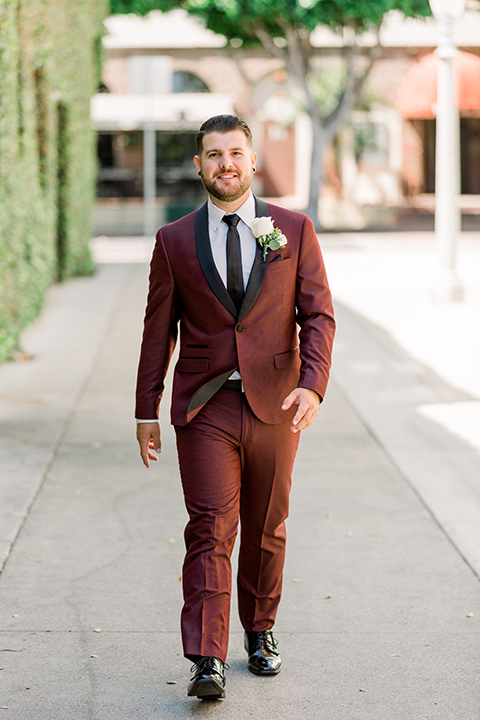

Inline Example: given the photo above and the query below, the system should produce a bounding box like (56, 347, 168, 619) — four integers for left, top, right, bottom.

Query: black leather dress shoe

(187, 657, 227, 699)
(244, 631, 282, 675)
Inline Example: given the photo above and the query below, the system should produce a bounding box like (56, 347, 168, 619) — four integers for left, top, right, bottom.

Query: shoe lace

(190, 657, 229, 675)
(253, 631, 278, 654)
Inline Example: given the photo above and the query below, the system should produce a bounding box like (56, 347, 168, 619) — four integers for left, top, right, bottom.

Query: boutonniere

(250, 216, 288, 262)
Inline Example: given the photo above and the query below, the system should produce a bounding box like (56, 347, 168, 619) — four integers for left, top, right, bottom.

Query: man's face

(194, 130, 257, 207)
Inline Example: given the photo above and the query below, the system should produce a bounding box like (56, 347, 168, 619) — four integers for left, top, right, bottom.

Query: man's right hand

(136, 422, 162, 468)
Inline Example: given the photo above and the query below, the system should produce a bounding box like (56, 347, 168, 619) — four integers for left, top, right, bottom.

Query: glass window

(172, 71, 209, 93)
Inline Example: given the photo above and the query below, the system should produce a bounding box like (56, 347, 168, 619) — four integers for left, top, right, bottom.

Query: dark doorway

(156, 131, 203, 220)
(420, 117, 480, 194)
(461, 118, 480, 194)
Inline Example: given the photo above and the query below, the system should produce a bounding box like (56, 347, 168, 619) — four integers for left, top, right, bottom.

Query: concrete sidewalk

(322, 230, 480, 577)
(0, 232, 479, 719)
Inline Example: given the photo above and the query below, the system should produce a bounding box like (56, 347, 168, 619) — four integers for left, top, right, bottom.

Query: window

(172, 71, 209, 93)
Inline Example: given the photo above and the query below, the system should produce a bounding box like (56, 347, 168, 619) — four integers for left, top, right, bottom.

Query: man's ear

(194, 155, 201, 174)
(251, 152, 257, 168)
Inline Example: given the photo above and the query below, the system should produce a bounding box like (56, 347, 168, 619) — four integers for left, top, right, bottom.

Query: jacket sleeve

(295, 215, 335, 401)
(135, 229, 179, 419)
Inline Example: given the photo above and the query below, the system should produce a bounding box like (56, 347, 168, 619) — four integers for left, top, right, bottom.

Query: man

(136, 115, 335, 700)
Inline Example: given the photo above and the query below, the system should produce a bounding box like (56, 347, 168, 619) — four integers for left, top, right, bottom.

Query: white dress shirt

(207, 193, 257, 291)
(136, 193, 257, 422)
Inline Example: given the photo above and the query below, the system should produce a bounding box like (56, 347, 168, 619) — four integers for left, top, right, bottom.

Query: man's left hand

(281, 388, 320, 433)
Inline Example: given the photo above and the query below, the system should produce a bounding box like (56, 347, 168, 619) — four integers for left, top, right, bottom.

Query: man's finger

(292, 408, 316, 432)
(282, 390, 299, 411)
(148, 437, 162, 453)
(291, 405, 311, 432)
(292, 403, 307, 426)
(282, 388, 320, 431)
(136, 423, 162, 468)
(140, 440, 152, 467)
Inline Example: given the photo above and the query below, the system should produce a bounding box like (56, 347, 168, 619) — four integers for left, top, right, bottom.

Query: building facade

(92, 8, 480, 233)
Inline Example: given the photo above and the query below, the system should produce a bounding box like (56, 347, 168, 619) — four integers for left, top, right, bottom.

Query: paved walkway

(0, 232, 479, 719)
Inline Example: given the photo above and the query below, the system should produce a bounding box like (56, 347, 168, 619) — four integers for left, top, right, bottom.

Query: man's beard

(199, 170, 252, 202)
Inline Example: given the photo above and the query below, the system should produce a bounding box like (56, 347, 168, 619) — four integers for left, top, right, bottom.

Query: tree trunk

(252, 22, 379, 231)
(305, 112, 326, 231)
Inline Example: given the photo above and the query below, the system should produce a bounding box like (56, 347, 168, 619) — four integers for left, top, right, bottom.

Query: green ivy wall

(0, 0, 107, 362)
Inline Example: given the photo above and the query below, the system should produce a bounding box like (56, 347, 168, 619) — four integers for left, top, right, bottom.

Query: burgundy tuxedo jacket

(135, 197, 335, 426)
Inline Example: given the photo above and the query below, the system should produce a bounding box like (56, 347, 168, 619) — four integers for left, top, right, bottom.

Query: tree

(110, 0, 431, 227)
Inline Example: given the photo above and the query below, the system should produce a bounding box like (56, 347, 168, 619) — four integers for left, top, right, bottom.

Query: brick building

(92, 8, 480, 233)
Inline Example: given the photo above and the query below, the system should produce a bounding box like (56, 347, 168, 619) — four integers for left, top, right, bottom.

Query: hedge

(0, 0, 107, 362)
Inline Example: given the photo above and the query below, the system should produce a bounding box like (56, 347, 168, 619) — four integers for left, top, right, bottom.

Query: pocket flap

(176, 357, 209, 373)
(274, 347, 299, 369)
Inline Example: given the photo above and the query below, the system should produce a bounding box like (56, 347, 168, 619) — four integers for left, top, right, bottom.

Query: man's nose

(219, 154, 233, 169)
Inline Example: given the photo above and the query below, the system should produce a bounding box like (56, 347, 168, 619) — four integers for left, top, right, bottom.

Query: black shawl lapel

(195, 202, 237, 317)
(238, 197, 271, 322)
(195, 197, 271, 321)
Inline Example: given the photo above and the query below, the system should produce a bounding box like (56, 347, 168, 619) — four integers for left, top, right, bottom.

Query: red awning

(396, 51, 480, 119)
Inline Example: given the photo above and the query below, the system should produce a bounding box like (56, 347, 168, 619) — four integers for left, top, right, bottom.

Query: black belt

(222, 379, 243, 392)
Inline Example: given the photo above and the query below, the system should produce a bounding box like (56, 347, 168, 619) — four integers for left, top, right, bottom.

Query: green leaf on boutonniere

(250, 217, 288, 262)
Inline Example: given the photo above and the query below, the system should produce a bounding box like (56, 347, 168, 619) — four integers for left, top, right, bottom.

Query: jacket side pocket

(273, 347, 300, 369)
(176, 357, 209, 373)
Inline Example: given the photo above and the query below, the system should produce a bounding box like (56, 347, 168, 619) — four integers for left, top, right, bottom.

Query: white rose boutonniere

(250, 216, 288, 262)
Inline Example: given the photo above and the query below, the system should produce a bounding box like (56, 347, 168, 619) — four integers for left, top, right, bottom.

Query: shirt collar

(208, 193, 256, 232)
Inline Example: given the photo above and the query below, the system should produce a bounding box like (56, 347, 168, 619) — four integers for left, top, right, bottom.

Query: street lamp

(429, 0, 465, 302)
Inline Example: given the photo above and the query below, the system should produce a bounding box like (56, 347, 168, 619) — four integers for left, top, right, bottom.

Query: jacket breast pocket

(176, 357, 209, 373)
(268, 256, 291, 267)
(273, 347, 300, 369)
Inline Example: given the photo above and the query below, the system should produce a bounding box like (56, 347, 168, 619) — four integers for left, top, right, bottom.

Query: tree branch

(251, 20, 288, 64)
(324, 30, 382, 136)
(252, 18, 319, 125)
(275, 16, 310, 78)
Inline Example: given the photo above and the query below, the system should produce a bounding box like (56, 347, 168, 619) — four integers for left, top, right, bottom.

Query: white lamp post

(143, 120, 157, 238)
(429, 0, 465, 302)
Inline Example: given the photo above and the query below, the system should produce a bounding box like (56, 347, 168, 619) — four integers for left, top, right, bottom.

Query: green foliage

(109, 0, 432, 225)
(109, 0, 431, 38)
(308, 65, 347, 115)
(0, 0, 107, 362)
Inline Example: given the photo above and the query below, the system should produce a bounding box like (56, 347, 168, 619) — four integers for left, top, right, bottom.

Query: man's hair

(196, 115, 253, 155)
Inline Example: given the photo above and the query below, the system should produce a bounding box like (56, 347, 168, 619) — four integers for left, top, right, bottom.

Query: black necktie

(222, 214, 244, 312)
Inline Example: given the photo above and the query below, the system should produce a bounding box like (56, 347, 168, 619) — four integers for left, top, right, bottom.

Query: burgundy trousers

(174, 388, 300, 663)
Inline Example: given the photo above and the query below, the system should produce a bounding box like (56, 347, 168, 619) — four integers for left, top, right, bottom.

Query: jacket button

(236, 324, 243, 332)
